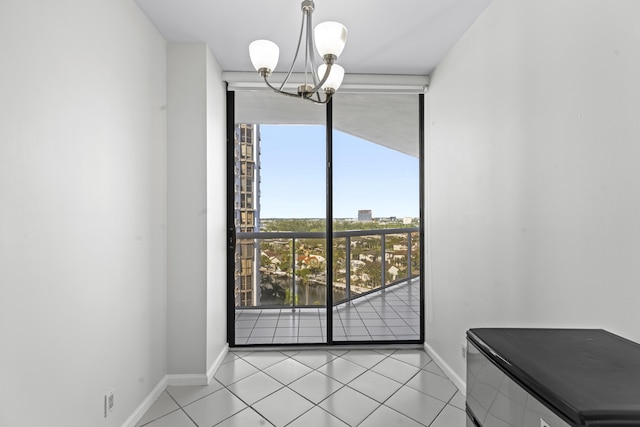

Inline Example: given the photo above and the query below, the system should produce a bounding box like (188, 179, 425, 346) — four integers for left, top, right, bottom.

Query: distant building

(358, 210, 372, 222)
(234, 123, 261, 307)
(376, 216, 397, 223)
(403, 217, 413, 225)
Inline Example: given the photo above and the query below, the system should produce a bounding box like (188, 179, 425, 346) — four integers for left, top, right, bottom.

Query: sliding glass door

(230, 91, 328, 345)
(331, 93, 422, 343)
(227, 90, 423, 347)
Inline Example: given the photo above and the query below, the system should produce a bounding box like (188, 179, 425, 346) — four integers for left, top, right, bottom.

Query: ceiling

(135, 0, 492, 76)
(236, 91, 421, 156)
(134, 0, 492, 157)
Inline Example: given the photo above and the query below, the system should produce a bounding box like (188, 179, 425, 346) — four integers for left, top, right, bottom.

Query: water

(259, 274, 346, 307)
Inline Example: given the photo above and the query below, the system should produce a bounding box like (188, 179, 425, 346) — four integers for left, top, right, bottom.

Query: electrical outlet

(104, 390, 115, 418)
(540, 418, 550, 427)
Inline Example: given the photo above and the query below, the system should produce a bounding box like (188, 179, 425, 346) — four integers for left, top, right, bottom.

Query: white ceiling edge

(224, 72, 429, 94)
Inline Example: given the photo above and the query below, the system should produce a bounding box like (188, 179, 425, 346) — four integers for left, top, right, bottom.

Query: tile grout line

(164, 389, 200, 427)
(234, 350, 347, 427)
(219, 378, 279, 427)
(164, 347, 454, 427)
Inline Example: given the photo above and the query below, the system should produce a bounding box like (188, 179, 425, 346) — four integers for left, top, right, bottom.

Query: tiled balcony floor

(136, 348, 465, 427)
(235, 278, 420, 345)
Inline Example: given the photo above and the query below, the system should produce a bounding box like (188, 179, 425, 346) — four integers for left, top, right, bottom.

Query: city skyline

(259, 124, 420, 219)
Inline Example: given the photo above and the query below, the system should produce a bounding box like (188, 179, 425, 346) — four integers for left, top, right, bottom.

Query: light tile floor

(136, 348, 466, 427)
(235, 278, 421, 345)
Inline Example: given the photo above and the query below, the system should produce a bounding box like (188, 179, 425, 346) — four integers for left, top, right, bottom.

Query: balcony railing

(236, 227, 420, 310)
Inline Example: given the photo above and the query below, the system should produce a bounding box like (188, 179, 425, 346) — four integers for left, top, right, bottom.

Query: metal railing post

(407, 232, 412, 280)
(291, 237, 296, 312)
(345, 236, 351, 304)
(381, 234, 386, 292)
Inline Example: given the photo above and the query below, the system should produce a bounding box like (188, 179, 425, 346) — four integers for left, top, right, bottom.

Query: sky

(258, 125, 419, 219)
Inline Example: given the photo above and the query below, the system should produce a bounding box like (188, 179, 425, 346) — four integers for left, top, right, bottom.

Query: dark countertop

(467, 328, 640, 426)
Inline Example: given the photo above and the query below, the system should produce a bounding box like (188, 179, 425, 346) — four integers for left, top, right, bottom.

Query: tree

(284, 288, 299, 306)
(362, 260, 382, 289)
(261, 254, 271, 269)
(259, 275, 287, 304)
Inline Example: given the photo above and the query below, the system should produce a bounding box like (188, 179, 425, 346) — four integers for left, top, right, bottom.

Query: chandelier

(248, 0, 347, 104)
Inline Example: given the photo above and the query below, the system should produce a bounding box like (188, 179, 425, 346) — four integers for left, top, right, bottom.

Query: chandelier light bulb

(249, 40, 279, 74)
(314, 21, 348, 58)
(318, 64, 345, 91)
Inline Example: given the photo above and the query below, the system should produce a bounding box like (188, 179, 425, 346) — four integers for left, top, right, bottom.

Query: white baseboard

(122, 344, 229, 427)
(424, 342, 466, 395)
(121, 375, 168, 427)
(166, 373, 209, 386)
(206, 344, 229, 383)
(167, 344, 230, 386)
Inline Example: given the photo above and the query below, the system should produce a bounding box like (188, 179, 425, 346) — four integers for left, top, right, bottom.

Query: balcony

(234, 227, 421, 345)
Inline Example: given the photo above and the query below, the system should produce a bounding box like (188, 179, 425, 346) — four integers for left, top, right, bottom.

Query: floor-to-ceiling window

(227, 89, 424, 347)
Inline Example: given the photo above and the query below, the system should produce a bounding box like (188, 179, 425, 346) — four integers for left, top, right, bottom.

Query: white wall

(205, 49, 229, 371)
(0, 0, 168, 426)
(167, 44, 208, 376)
(167, 43, 227, 378)
(426, 0, 640, 386)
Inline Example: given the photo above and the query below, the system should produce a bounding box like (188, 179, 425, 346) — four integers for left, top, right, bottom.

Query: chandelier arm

(280, 12, 307, 91)
(264, 75, 304, 99)
(307, 12, 320, 88)
(303, 11, 310, 88)
(306, 92, 332, 105)
(309, 85, 322, 103)
(306, 62, 333, 95)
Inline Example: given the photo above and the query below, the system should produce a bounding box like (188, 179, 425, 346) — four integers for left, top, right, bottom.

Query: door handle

(228, 227, 236, 249)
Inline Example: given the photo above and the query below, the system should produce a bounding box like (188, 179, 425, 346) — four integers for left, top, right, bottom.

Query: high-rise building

(234, 124, 261, 306)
